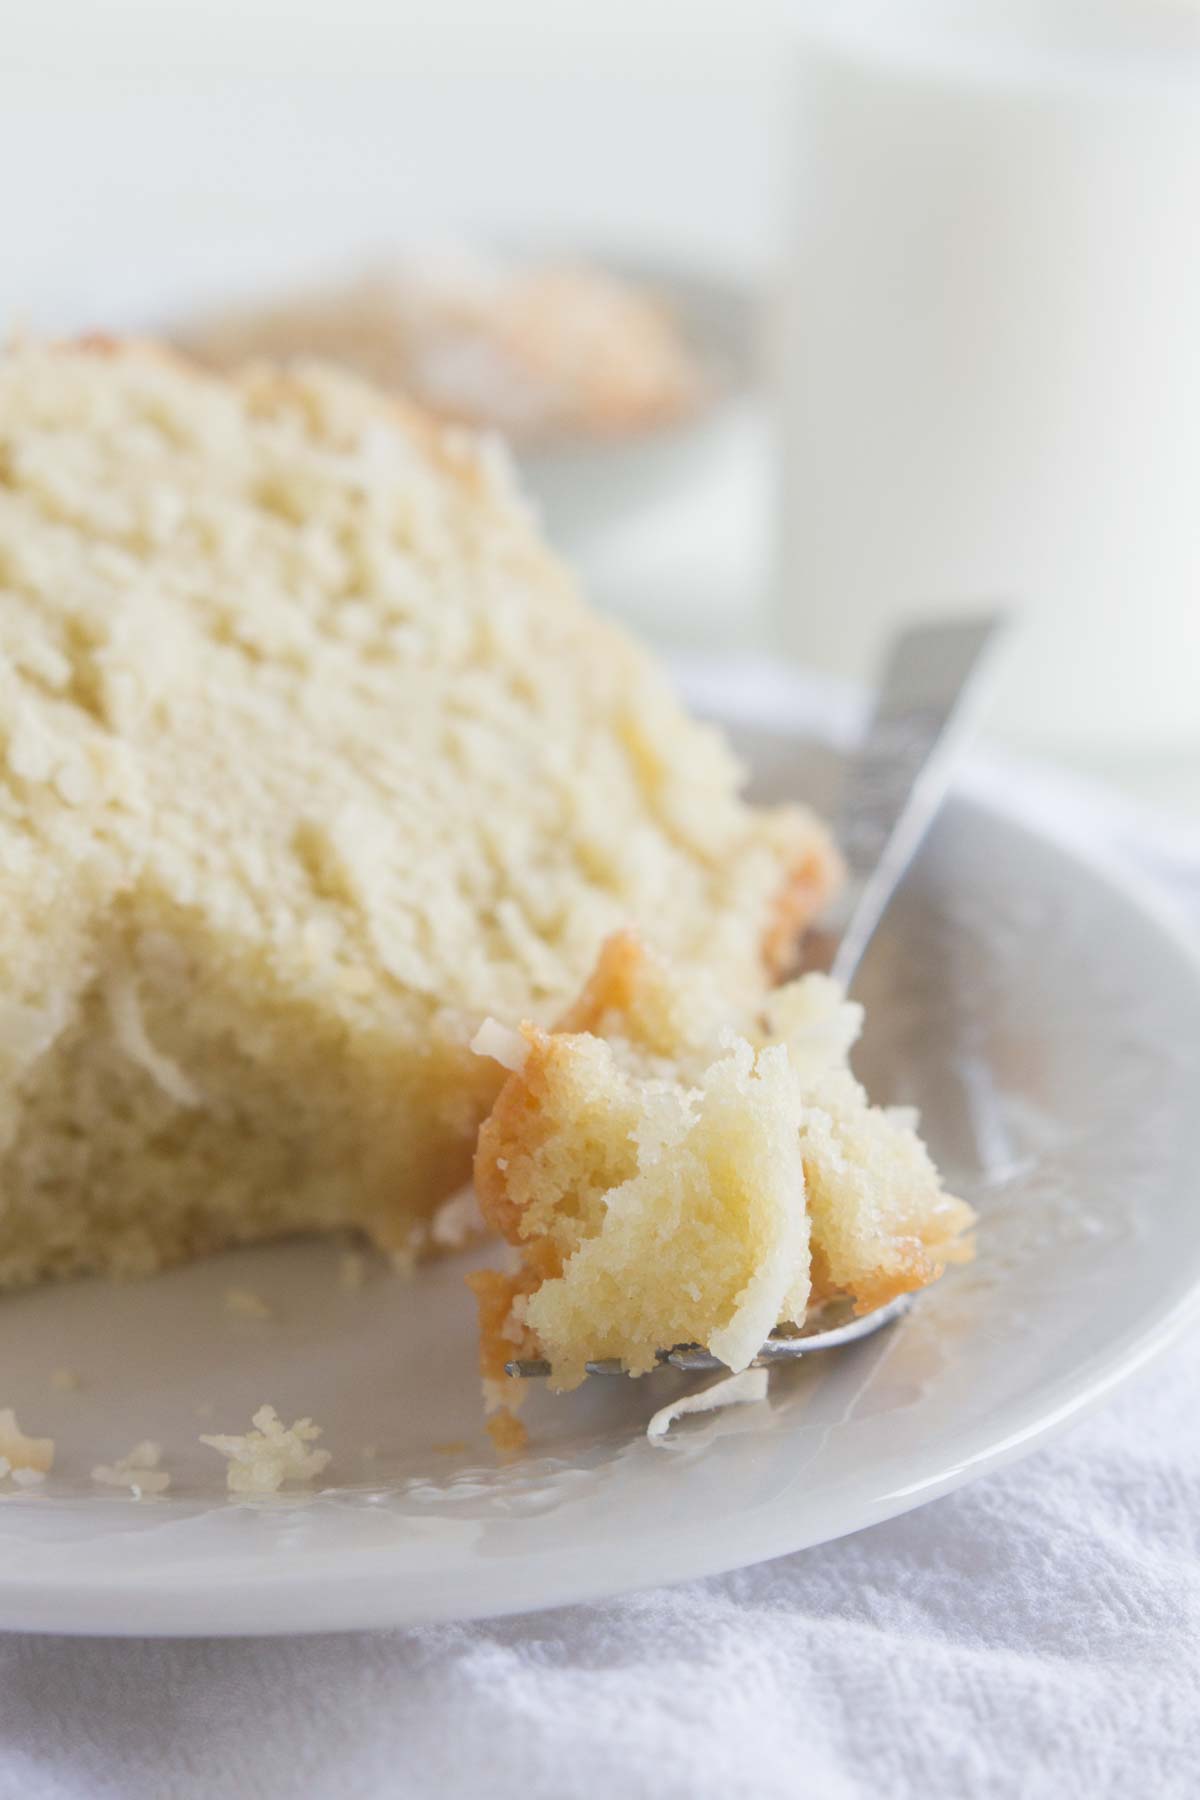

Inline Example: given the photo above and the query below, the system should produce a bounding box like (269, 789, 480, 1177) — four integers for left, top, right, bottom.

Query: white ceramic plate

(1, 672, 1198, 1638)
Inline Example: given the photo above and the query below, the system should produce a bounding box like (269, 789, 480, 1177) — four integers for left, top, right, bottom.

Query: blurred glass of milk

(776, 0, 1200, 756)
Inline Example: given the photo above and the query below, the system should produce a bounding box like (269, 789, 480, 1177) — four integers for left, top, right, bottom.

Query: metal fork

(508, 614, 1006, 1378)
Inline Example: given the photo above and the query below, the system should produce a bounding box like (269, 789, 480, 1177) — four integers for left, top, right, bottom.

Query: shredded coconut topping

(8, 1466, 47, 1488)
(105, 973, 204, 1109)
(224, 1286, 274, 1321)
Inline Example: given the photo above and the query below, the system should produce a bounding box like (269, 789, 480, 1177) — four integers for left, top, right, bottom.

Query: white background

(4, 0, 1198, 805)
(3, 1, 783, 301)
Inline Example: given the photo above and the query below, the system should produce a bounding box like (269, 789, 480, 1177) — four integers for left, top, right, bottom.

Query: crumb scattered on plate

(50, 1367, 80, 1393)
(224, 1287, 274, 1321)
(337, 1250, 368, 1294)
(389, 1243, 422, 1281)
(92, 1441, 171, 1498)
(0, 1408, 54, 1482)
(200, 1404, 331, 1496)
(430, 1188, 484, 1251)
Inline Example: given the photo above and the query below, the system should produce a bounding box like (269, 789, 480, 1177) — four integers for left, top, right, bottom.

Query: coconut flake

(646, 1368, 769, 1444)
(224, 1286, 274, 1321)
(0, 1407, 55, 1477)
(92, 1441, 171, 1497)
(431, 1187, 484, 1250)
(106, 973, 204, 1108)
(469, 1017, 529, 1074)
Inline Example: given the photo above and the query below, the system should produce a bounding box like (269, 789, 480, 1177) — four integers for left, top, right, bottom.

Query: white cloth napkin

(1, 687, 1198, 1800)
(3, 1334, 1197, 1800)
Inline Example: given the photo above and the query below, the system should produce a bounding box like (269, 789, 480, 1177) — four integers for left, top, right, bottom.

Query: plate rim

(2, 742, 1198, 1635)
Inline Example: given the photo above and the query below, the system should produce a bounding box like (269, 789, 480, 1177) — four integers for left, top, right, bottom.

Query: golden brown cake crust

(762, 840, 845, 979)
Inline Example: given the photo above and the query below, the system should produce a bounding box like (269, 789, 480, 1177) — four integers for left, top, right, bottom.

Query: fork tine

(503, 1293, 913, 1378)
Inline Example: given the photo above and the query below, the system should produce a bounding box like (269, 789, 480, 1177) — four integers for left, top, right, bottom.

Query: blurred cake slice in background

(176, 249, 710, 447)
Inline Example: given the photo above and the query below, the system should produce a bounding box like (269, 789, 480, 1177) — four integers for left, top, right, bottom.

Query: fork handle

(803, 614, 1007, 989)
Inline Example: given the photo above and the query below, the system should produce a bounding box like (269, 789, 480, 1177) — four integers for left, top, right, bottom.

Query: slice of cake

(0, 339, 836, 1289)
(471, 933, 974, 1398)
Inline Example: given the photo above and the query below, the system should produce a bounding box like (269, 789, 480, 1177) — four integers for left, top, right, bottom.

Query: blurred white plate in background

(512, 253, 755, 546)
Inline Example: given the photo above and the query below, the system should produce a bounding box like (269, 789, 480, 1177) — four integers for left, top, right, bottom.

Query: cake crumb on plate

(92, 1441, 171, 1498)
(0, 1408, 54, 1480)
(224, 1287, 274, 1321)
(486, 1412, 529, 1456)
(429, 1188, 484, 1251)
(200, 1404, 331, 1496)
(7, 1466, 47, 1489)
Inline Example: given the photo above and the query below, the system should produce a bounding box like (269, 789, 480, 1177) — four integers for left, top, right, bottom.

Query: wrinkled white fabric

(1, 1328, 1198, 1800)
(1, 665, 1197, 1800)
